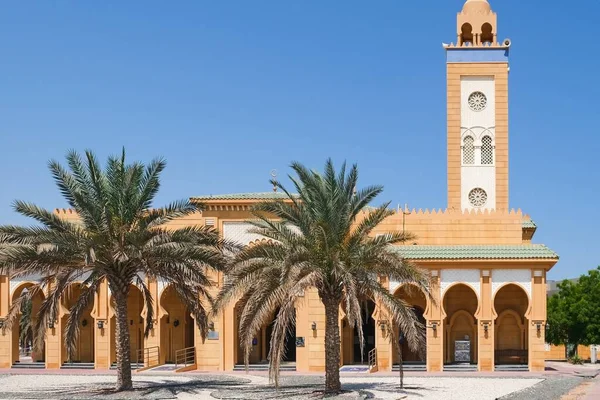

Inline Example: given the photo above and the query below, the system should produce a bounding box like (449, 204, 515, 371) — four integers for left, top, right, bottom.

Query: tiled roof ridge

(392, 244, 559, 260)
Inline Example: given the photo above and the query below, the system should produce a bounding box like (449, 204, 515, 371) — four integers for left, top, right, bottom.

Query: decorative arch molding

(492, 269, 532, 299)
(391, 283, 430, 316)
(449, 309, 476, 329)
(10, 276, 42, 300)
(495, 309, 525, 328)
(440, 269, 480, 300)
(461, 126, 496, 144)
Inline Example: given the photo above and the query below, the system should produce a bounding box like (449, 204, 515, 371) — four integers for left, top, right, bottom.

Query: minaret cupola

(458, 0, 497, 46)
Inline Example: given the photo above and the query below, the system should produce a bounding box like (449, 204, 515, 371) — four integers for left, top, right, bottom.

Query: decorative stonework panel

(158, 278, 168, 299)
(9, 275, 41, 299)
(440, 269, 480, 299)
(222, 222, 265, 246)
(389, 281, 401, 294)
(492, 269, 532, 299)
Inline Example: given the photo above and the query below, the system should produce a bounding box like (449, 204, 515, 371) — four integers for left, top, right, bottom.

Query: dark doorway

(400, 306, 426, 362)
(353, 300, 376, 364)
(266, 310, 296, 362)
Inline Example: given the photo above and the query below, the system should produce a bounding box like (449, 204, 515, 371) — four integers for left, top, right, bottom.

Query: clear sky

(1, 1, 598, 280)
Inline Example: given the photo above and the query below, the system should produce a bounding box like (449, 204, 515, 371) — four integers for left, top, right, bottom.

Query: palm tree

(0, 149, 231, 391)
(215, 159, 431, 393)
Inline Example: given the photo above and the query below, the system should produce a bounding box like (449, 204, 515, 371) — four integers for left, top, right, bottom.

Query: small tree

(546, 267, 600, 357)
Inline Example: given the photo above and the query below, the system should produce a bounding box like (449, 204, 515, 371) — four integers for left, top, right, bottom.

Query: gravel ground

(499, 376, 584, 400)
(0, 374, 548, 400)
(209, 375, 543, 400)
(0, 374, 249, 399)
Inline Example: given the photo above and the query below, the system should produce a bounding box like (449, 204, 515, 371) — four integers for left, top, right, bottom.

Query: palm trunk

(114, 289, 133, 391)
(398, 344, 404, 389)
(323, 297, 341, 394)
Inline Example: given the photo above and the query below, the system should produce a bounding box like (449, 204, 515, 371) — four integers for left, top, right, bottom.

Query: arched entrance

(392, 285, 427, 368)
(110, 285, 145, 366)
(341, 300, 376, 365)
(443, 284, 478, 365)
(60, 283, 94, 365)
(160, 286, 195, 364)
(11, 283, 46, 367)
(233, 304, 296, 367)
(494, 284, 529, 368)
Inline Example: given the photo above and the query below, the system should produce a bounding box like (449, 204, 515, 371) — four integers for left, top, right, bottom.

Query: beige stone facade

(0, 0, 558, 373)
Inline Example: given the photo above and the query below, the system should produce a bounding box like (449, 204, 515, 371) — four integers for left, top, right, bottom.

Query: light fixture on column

(48, 319, 55, 329)
(483, 321, 489, 334)
(380, 321, 387, 333)
(311, 321, 317, 331)
(97, 320, 105, 329)
(427, 322, 438, 332)
(208, 321, 215, 331)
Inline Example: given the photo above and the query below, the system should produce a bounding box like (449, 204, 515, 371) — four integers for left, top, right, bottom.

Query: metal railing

(368, 348, 377, 370)
(137, 346, 160, 368)
(175, 346, 196, 368)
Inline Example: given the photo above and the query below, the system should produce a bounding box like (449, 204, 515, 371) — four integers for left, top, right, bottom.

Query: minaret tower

(446, 0, 510, 211)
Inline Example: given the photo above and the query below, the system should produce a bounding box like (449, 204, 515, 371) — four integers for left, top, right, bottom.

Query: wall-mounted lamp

(97, 320, 105, 329)
(536, 322, 542, 334)
(48, 320, 55, 329)
(427, 322, 438, 332)
(380, 321, 387, 333)
(483, 322, 489, 334)
(208, 322, 215, 331)
(311, 321, 317, 331)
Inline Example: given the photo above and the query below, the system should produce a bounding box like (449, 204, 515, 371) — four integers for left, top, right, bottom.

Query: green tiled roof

(392, 244, 558, 260)
(191, 192, 296, 201)
(522, 219, 537, 229)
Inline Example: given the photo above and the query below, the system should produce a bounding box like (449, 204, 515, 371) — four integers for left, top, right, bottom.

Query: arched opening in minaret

(481, 23, 494, 44)
(461, 23, 474, 46)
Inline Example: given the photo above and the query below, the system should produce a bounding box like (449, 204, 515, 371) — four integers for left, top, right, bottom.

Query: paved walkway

(582, 376, 600, 399)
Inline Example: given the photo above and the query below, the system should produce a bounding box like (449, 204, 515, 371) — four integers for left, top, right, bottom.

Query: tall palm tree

(215, 159, 431, 393)
(0, 149, 231, 391)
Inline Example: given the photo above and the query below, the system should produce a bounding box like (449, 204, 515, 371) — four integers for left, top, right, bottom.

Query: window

(463, 136, 475, 165)
(481, 136, 494, 165)
(469, 188, 488, 207)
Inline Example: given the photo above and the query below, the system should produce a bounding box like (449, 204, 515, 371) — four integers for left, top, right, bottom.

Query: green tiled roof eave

(391, 244, 558, 260)
(522, 219, 537, 229)
(191, 192, 297, 201)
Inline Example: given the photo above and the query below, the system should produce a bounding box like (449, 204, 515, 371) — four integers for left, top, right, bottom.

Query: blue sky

(0, 1, 597, 280)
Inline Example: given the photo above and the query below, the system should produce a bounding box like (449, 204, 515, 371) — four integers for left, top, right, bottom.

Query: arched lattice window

(463, 136, 475, 165)
(481, 136, 494, 165)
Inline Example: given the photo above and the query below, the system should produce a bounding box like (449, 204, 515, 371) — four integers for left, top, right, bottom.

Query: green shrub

(569, 355, 584, 365)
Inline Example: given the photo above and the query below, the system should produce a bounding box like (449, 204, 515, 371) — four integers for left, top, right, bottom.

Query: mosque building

(0, 0, 560, 373)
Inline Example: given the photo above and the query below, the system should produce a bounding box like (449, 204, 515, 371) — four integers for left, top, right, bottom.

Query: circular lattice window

(469, 188, 488, 207)
(468, 91, 487, 112)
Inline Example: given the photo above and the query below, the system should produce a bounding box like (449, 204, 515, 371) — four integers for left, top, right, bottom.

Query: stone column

(529, 270, 547, 372)
(426, 270, 443, 372)
(0, 276, 11, 368)
(478, 270, 494, 371)
(93, 279, 111, 369)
